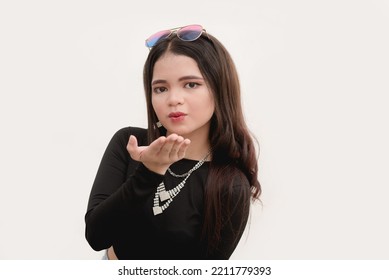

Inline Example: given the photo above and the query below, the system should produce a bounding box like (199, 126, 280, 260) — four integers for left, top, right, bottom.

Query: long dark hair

(143, 32, 261, 254)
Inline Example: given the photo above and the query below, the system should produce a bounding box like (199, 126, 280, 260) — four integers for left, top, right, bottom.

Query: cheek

(194, 96, 215, 121)
(203, 95, 215, 114)
(209, 98, 215, 113)
(194, 90, 214, 109)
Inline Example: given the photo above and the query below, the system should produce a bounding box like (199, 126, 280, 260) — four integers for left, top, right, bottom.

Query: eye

(153, 87, 167, 94)
(184, 82, 200, 89)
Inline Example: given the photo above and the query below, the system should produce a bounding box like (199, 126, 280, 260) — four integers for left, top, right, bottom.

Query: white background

(0, 0, 388, 259)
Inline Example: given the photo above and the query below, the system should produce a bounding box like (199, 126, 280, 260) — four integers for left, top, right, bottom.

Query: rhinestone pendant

(153, 206, 162, 216)
(159, 191, 170, 202)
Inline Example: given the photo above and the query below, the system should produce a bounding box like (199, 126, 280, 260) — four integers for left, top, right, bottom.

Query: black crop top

(85, 127, 250, 259)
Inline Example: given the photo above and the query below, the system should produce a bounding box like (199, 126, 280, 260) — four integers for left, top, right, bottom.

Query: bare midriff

(107, 246, 118, 260)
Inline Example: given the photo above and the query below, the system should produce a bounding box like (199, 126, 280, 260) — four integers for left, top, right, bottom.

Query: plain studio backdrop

(0, 0, 388, 259)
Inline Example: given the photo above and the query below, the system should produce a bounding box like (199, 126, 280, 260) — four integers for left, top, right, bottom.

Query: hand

(126, 134, 191, 175)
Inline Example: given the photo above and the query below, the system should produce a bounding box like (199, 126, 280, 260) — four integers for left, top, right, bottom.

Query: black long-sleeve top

(85, 127, 250, 259)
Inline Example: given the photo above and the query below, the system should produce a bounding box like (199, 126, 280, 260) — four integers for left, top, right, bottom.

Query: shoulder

(220, 168, 251, 206)
(111, 126, 148, 146)
(231, 170, 251, 195)
(215, 165, 251, 199)
(103, 127, 148, 160)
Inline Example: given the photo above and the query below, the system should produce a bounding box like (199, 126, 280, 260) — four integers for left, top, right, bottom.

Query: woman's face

(151, 52, 215, 140)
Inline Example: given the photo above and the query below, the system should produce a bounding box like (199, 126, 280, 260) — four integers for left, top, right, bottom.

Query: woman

(85, 24, 261, 259)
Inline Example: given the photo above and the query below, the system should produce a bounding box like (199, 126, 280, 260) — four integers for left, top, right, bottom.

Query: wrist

(143, 162, 168, 175)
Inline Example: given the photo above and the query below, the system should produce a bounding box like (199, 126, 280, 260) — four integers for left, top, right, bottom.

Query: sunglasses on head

(145, 24, 206, 49)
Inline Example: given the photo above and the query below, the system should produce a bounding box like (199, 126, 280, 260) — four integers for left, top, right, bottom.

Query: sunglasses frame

(145, 24, 207, 49)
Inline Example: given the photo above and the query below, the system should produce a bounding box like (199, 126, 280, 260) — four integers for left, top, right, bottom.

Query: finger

(160, 134, 178, 155)
(168, 136, 184, 157)
(177, 139, 191, 159)
(148, 136, 167, 154)
(127, 135, 147, 161)
(127, 135, 138, 157)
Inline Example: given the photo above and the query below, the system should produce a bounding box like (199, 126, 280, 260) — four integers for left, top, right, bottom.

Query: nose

(167, 88, 184, 106)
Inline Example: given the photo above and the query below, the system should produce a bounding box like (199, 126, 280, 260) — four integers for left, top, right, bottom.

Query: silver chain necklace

(152, 152, 210, 216)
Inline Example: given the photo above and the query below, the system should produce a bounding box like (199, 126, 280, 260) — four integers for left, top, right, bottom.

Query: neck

(184, 138, 211, 161)
(168, 129, 211, 161)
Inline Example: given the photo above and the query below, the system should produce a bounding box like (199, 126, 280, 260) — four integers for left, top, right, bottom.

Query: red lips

(168, 112, 187, 118)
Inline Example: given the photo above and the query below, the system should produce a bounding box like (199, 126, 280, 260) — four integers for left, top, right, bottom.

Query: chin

(165, 126, 192, 136)
(167, 130, 190, 137)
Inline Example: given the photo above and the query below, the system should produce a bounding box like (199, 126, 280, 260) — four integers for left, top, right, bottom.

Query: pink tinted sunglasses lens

(145, 30, 171, 48)
(177, 25, 203, 41)
(145, 25, 204, 48)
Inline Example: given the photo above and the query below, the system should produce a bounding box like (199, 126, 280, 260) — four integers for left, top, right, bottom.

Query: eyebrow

(152, 75, 204, 85)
